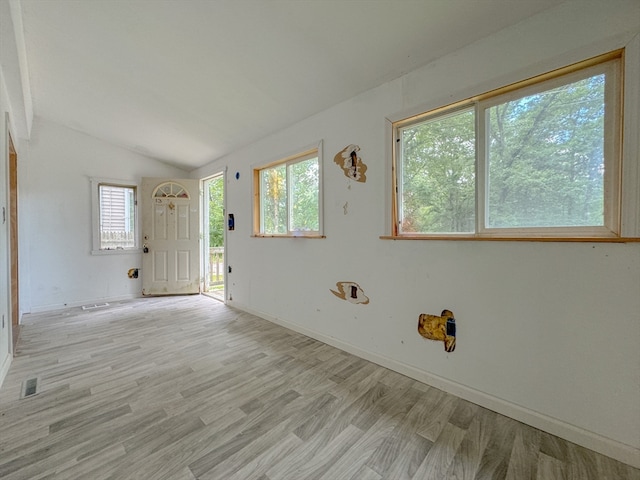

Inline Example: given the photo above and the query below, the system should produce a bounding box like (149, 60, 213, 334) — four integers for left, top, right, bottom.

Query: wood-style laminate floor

(0, 296, 637, 480)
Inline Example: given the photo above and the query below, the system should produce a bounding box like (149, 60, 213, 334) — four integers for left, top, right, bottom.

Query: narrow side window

(91, 178, 139, 253)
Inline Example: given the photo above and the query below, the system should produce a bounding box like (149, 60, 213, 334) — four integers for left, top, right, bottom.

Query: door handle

(143, 244, 149, 253)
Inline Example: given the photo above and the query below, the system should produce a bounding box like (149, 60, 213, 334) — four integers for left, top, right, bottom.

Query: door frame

(201, 170, 226, 302)
(141, 178, 201, 296)
(8, 131, 18, 352)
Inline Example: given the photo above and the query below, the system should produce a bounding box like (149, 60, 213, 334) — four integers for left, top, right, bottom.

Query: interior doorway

(202, 173, 225, 301)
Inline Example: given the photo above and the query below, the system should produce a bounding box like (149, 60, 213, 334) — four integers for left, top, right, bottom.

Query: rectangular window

(254, 145, 323, 237)
(399, 107, 476, 234)
(99, 185, 136, 249)
(91, 179, 138, 253)
(394, 51, 624, 240)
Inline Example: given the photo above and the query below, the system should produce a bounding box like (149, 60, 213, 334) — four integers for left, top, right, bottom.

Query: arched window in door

(152, 182, 190, 199)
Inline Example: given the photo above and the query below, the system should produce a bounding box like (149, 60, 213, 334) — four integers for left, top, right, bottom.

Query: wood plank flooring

(0, 296, 637, 480)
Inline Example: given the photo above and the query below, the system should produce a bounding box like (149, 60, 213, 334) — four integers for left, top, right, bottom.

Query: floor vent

(81, 303, 110, 310)
(21, 377, 39, 398)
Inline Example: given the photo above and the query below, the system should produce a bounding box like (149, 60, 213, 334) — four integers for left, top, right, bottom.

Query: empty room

(0, 0, 639, 478)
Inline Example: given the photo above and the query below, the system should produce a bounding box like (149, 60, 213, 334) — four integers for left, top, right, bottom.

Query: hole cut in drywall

(330, 281, 369, 304)
(418, 309, 456, 352)
(334, 145, 367, 182)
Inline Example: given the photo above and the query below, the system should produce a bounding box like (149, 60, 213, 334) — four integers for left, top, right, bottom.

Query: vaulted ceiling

(16, 0, 565, 169)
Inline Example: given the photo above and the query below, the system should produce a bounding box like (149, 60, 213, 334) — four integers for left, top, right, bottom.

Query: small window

(91, 179, 138, 253)
(393, 50, 626, 240)
(253, 144, 323, 237)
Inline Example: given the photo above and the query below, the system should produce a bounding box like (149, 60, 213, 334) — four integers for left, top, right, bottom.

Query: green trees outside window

(401, 108, 475, 233)
(486, 74, 605, 228)
(396, 54, 620, 237)
(208, 176, 224, 248)
(256, 149, 321, 236)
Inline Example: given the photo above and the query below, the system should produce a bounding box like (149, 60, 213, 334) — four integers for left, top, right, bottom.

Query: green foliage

(400, 72, 607, 232)
(261, 158, 319, 234)
(261, 164, 287, 234)
(487, 75, 605, 227)
(290, 158, 319, 231)
(208, 176, 224, 247)
(401, 109, 475, 233)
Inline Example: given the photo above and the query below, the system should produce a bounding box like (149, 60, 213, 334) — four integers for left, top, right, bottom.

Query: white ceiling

(19, 0, 565, 170)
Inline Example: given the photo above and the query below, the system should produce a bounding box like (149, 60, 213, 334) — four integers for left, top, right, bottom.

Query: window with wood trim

(253, 145, 323, 237)
(393, 50, 627, 240)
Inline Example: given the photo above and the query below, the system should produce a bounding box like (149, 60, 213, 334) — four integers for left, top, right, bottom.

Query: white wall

(0, 0, 29, 387)
(20, 117, 188, 312)
(193, 0, 640, 467)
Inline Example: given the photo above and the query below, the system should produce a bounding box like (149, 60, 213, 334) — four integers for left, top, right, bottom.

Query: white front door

(141, 178, 200, 296)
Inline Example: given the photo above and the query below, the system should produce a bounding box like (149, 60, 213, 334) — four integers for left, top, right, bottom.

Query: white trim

(229, 300, 640, 469)
(28, 293, 142, 314)
(200, 177, 210, 294)
(621, 34, 640, 237)
(200, 169, 226, 302)
(0, 350, 11, 390)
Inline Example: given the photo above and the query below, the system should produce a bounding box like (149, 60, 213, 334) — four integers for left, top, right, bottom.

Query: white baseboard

(229, 301, 640, 469)
(0, 351, 12, 390)
(28, 294, 142, 314)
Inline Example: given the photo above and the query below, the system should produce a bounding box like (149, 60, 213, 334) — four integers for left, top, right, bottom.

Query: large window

(253, 144, 323, 237)
(394, 51, 625, 240)
(91, 178, 138, 253)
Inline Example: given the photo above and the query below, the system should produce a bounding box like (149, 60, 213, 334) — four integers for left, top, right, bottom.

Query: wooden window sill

(252, 234, 326, 239)
(380, 235, 640, 243)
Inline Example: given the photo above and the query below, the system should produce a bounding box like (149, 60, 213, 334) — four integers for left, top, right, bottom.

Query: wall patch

(418, 309, 456, 352)
(334, 145, 367, 182)
(330, 281, 369, 305)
